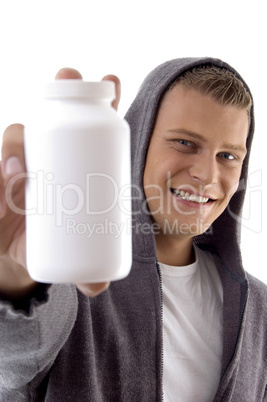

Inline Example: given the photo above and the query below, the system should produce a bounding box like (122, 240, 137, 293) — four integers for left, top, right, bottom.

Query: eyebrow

(167, 129, 247, 154)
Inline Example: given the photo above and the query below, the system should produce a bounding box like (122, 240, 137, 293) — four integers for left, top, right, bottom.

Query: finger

(55, 70, 121, 110)
(1, 124, 25, 180)
(1, 69, 83, 177)
(0, 161, 5, 218)
(76, 281, 110, 297)
(55, 68, 83, 80)
(102, 75, 121, 111)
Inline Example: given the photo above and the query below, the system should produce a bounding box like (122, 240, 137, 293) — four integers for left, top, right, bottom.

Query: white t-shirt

(160, 245, 223, 402)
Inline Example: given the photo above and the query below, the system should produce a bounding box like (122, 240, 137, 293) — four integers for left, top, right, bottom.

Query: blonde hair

(167, 65, 252, 115)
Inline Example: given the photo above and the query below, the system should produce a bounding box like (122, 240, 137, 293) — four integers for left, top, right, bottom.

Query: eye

(178, 139, 193, 147)
(170, 139, 197, 153)
(167, 137, 197, 153)
(173, 139, 196, 150)
(219, 152, 236, 161)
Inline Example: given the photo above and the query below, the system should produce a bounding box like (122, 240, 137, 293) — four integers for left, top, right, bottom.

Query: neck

(155, 233, 195, 266)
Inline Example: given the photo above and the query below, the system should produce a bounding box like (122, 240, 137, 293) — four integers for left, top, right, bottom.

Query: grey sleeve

(0, 283, 78, 397)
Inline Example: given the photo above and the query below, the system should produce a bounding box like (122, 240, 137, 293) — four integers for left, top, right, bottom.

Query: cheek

(143, 182, 163, 216)
(144, 158, 172, 188)
(224, 178, 240, 202)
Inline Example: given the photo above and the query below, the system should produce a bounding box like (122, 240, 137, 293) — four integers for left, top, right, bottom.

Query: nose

(189, 153, 219, 186)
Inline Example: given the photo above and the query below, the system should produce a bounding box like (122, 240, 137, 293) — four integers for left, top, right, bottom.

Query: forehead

(159, 84, 245, 116)
(154, 85, 249, 144)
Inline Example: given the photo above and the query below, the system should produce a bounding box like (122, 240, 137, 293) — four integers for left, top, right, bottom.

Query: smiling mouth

(170, 188, 211, 204)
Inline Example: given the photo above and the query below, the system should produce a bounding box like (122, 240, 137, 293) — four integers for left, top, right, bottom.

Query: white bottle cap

(44, 80, 115, 100)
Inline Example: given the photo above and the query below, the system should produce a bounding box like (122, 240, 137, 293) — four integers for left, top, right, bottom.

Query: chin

(153, 217, 212, 238)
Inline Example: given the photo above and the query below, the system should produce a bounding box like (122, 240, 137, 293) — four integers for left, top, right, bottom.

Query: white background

(0, 0, 266, 282)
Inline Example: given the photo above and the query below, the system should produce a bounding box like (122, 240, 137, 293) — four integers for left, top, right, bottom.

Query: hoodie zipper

(156, 260, 164, 402)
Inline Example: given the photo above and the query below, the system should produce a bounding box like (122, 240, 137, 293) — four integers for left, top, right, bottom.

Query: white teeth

(189, 194, 197, 202)
(172, 189, 209, 203)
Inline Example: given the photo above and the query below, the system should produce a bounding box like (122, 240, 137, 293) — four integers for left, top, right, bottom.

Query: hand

(0, 68, 121, 298)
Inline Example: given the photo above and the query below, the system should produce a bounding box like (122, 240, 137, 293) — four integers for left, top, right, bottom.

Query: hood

(125, 57, 254, 279)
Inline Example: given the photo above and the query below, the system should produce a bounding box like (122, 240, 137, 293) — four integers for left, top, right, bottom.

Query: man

(0, 58, 266, 401)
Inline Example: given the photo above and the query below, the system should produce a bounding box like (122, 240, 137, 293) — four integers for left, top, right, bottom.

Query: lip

(172, 187, 215, 200)
(170, 187, 216, 208)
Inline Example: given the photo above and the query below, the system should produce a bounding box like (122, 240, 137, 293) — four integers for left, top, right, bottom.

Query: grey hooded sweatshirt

(1, 57, 267, 401)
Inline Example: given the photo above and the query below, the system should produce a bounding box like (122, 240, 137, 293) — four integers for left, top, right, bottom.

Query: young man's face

(143, 85, 249, 239)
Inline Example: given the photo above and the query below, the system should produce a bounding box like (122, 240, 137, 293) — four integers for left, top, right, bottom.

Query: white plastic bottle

(24, 79, 132, 283)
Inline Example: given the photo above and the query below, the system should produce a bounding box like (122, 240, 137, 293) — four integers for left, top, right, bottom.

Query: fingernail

(4, 156, 24, 177)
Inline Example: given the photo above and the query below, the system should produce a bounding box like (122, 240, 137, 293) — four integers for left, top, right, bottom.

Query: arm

(0, 283, 78, 395)
(0, 68, 121, 396)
